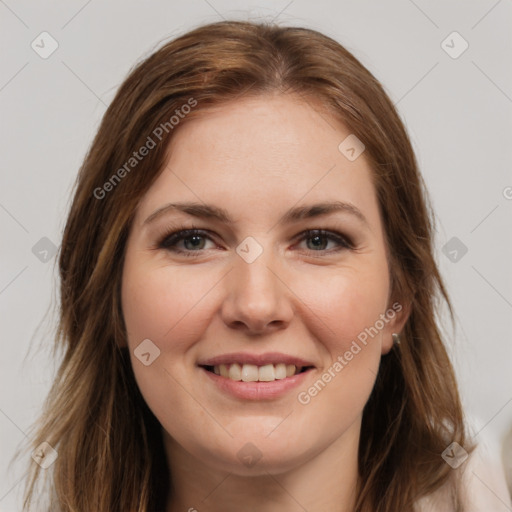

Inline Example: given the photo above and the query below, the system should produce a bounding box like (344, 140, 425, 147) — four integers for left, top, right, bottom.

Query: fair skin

(121, 93, 410, 512)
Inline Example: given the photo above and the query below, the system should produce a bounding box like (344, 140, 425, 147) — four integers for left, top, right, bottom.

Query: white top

(415, 440, 512, 511)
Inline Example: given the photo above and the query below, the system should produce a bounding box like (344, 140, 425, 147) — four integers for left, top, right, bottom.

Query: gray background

(1, 1, 511, 510)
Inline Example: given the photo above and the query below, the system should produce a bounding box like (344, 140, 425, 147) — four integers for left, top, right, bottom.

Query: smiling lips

(206, 363, 305, 382)
(198, 352, 315, 383)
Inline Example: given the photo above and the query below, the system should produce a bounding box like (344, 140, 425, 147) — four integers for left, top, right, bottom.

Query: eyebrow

(143, 200, 371, 229)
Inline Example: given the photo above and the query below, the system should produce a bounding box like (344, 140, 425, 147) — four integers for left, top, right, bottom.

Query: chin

(208, 447, 311, 477)
(192, 431, 318, 477)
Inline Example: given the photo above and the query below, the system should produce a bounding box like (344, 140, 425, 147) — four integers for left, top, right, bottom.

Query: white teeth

(241, 364, 259, 382)
(286, 364, 296, 377)
(258, 364, 275, 381)
(210, 363, 307, 381)
(228, 363, 242, 381)
(274, 363, 287, 380)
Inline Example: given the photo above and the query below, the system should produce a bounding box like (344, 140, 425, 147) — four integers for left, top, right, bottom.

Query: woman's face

(121, 94, 408, 475)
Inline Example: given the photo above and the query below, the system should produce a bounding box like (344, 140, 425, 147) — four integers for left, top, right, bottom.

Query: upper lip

(198, 352, 316, 367)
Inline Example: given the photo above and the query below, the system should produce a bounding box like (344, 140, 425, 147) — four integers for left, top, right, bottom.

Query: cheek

(290, 263, 389, 412)
(291, 271, 386, 438)
(121, 262, 219, 430)
(292, 262, 389, 354)
(122, 262, 219, 348)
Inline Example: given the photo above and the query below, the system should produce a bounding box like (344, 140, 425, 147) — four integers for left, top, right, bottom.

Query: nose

(220, 250, 294, 336)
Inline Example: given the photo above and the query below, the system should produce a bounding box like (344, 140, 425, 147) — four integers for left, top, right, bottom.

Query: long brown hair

(20, 19, 473, 511)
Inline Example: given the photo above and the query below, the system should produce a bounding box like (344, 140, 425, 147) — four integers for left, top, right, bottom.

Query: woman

(21, 19, 496, 511)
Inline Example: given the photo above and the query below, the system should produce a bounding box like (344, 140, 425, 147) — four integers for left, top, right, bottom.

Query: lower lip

(200, 367, 315, 400)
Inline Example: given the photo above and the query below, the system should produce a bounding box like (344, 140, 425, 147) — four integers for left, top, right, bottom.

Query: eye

(157, 226, 353, 258)
(158, 228, 217, 256)
(295, 229, 353, 254)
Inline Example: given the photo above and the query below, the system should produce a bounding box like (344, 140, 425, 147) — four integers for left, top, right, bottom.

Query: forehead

(136, 94, 380, 229)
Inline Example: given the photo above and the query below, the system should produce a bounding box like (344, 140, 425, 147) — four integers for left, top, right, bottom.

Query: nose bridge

(220, 239, 293, 333)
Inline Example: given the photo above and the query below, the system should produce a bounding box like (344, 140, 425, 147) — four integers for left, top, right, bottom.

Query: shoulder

(459, 439, 512, 511)
(414, 441, 512, 512)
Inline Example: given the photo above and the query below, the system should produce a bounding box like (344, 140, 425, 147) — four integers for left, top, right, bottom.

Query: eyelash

(156, 225, 354, 258)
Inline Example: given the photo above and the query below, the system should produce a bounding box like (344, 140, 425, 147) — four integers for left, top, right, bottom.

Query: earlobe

(381, 300, 411, 355)
(381, 331, 402, 355)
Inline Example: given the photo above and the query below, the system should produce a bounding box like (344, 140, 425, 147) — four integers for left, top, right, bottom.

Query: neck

(164, 418, 361, 512)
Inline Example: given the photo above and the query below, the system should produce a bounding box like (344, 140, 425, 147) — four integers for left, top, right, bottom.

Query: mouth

(200, 363, 315, 382)
(197, 352, 317, 399)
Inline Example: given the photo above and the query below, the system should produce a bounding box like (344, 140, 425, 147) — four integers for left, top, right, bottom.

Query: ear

(380, 299, 411, 355)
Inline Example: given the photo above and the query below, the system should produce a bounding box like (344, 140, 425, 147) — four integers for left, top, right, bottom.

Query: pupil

(184, 236, 204, 250)
(308, 235, 326, 250)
